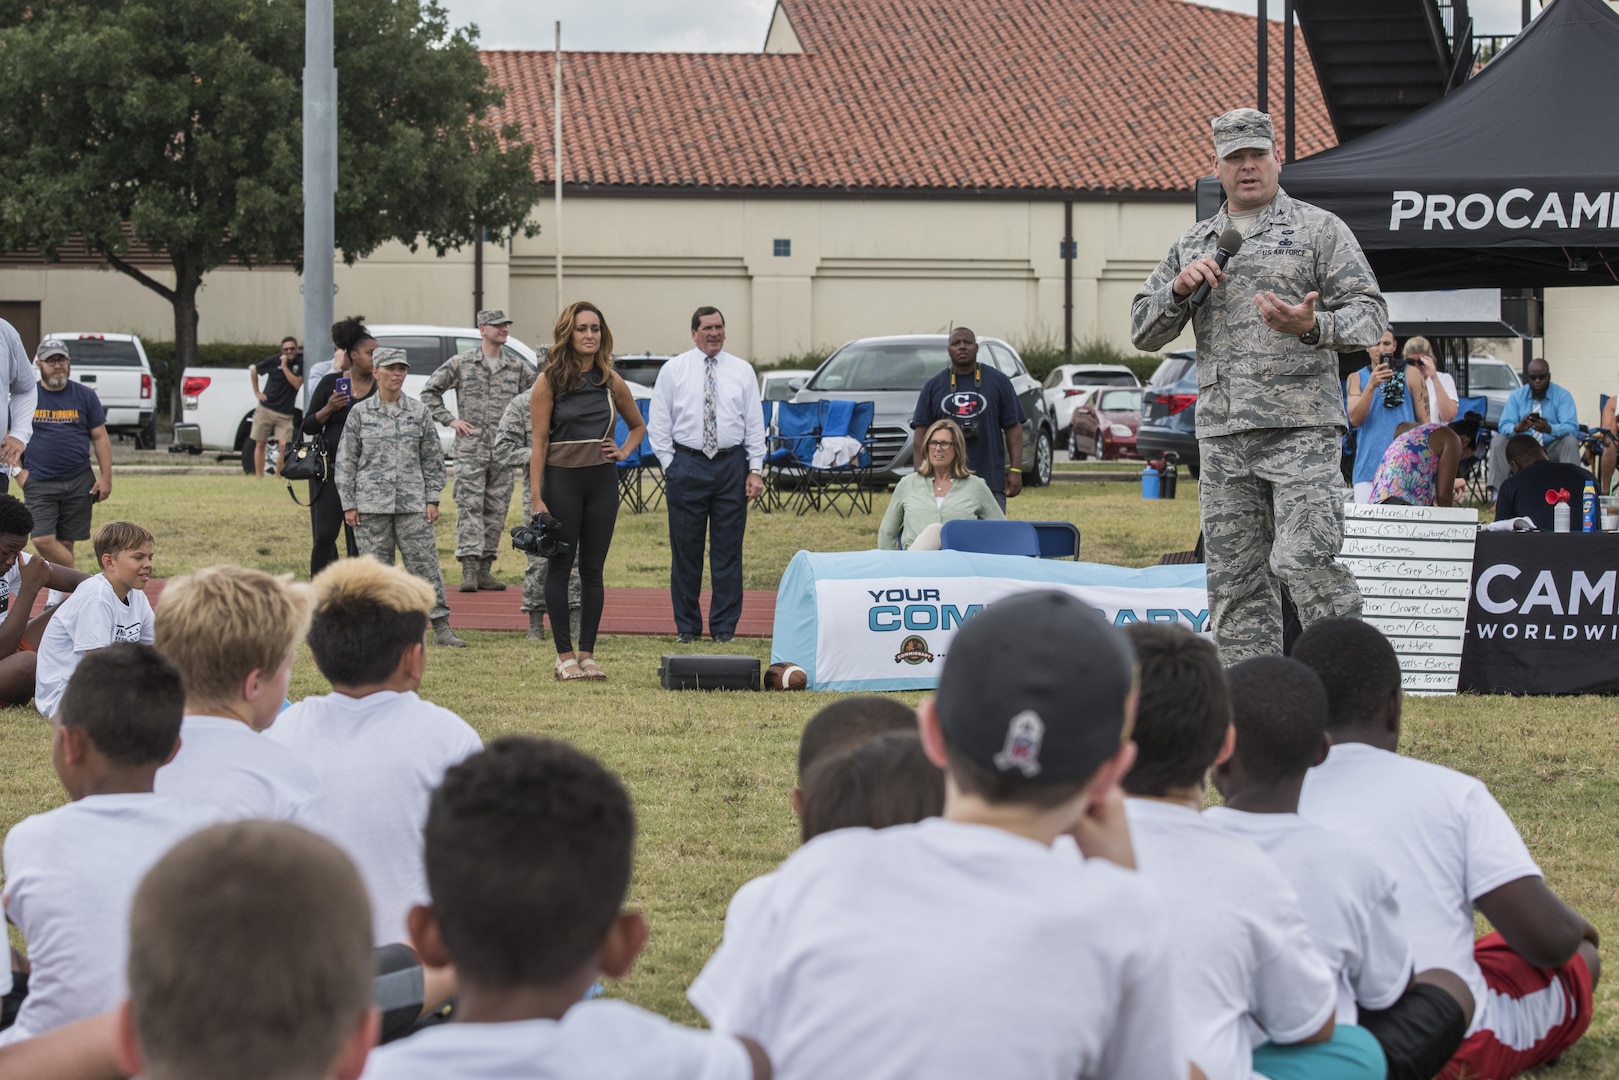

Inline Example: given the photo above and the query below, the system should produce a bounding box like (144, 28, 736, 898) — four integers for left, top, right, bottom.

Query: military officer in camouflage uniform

(421, 309, 537, 593)
(1131, 109, 1386, 663)
(493, 393, 582, 642)
(337, 348, 466, 647)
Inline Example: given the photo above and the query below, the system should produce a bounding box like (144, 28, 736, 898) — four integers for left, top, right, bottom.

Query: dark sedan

(1069, 387, 1144, 461)
(1134, 351, 1200, 477)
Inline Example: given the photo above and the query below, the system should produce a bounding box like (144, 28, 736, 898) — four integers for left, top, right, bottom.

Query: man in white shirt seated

(1295, 618, 1600, 1080)
(646, 307, 765, 644)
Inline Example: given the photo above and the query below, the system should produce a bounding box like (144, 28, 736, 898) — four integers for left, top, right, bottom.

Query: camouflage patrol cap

(372, 347, 409, 368)
(476, 309, 513, 327)
(1212, 108, 1275, 159)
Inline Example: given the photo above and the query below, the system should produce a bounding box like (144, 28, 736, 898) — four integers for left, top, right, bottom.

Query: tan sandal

(578, 657, 607, 681)
(555, 656, 588, 681)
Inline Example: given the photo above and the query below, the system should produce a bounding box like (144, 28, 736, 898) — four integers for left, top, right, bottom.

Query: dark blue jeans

(664, 447, 748, 637)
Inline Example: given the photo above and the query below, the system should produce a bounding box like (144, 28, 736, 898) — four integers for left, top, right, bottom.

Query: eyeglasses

(926, 440, 954, 449)
(280, 347, 298, 354)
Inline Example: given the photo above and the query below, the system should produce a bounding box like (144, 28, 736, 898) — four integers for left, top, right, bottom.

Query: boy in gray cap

(1131, 108, 1387, 665)
(420, 309, 536, 594)
(690, 590, 1185, 1080)
(336, 347, 465, 647)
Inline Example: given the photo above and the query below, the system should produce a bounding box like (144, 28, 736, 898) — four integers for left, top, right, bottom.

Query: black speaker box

(658, 654, 761, 691)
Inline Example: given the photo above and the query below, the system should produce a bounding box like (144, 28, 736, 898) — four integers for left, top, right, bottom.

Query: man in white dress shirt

(0, 319, 37, 494)
(648, 308, 766, 643)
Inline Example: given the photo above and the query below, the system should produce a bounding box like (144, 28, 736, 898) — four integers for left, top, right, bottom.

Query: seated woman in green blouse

(878, 418, 1004, 550)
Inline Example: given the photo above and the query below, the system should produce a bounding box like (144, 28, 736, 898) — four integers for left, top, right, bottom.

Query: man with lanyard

(910, 327, 1025, 511)
(1131, 108, 1386, 663)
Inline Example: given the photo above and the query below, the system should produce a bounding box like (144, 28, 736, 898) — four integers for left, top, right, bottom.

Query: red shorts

(1442, 931, 1594, 1080)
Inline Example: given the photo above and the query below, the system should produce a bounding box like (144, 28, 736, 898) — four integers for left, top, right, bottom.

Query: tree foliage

(0, 0, 541, 391)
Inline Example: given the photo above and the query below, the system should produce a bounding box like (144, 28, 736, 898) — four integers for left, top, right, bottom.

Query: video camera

(510, 512, 573, 559)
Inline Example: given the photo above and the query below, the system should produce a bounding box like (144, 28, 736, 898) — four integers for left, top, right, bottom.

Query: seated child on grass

(0, 494, 88, 708)
(33, 521, 154, 718)
(1208, 655, 1471, 1080)
(690, 591, 1181, 1080)
(0, 645, 216, 1045)
(1294, 618, 1601, 1080)
(152, 565, 320, 821)
(118, 820, 378, 1080)
(267, 556, 483, 947)
(360, 736, 769, 1080)
(1121, 623, 1382, 1080)
(789, 695, 917, 823)
(798, 729, 943, 842)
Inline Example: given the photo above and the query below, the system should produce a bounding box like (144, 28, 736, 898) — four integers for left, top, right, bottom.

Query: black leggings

(309, 476, 358, 578)
(543, 463, 618, 653)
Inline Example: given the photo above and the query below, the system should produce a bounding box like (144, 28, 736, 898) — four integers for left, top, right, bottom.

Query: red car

(1069, 387, 1144, 461)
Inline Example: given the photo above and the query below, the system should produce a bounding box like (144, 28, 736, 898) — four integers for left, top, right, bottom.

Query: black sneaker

(676, 632, 699, 644)
(712, 633, 735, 644)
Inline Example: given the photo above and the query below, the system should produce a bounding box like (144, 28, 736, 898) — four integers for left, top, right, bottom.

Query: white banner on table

(1340, 503, 1478, 696)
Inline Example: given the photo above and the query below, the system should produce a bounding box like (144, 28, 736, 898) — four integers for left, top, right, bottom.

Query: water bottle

(1582, 481, 1599, 532)
(1553, 498, 1570, 533)
(1140, 464, 1160, 500)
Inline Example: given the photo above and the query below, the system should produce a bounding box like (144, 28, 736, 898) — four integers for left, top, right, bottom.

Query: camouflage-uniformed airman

(336, 347, 466, 647)
(493, 394, 581, 642)
(421, 309, 537, 593)
(1131, 108, 1386, 664)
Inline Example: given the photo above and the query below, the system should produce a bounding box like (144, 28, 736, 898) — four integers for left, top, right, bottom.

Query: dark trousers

(665, 447, 748, 636)
(542, 462, 618, 654)
(309, 476, 358, 578)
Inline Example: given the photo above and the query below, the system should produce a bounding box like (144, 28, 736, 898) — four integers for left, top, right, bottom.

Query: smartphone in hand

(335, 376, 352, 396)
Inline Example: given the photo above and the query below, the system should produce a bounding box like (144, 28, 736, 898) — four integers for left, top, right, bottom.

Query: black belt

(675, 443, 742, 459)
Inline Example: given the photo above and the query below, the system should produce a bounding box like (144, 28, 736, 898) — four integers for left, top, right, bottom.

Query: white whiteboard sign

(1339, 503, 1478, 696)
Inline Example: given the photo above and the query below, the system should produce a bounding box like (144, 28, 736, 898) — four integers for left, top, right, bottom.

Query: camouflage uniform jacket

(493, 395, 533, 473)
(335, 394, 446, 514)
(420, 346, 537, 463)
(1130, 188, 1387, 438)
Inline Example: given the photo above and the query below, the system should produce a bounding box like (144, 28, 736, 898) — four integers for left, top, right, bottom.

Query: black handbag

(280, 435, 328, 482)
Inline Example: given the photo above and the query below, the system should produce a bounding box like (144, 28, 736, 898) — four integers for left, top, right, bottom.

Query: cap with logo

(476, 309, 513, 327)
(372, 347, 410, 368)
(1212, 108, 1276, 159)
(34, 339, 70, 362)
(936, 590, 1136, 785)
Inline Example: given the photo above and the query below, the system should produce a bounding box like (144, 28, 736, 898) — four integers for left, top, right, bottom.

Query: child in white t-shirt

(360, 736, 766, 1080)
(0, 494, 90, 709)
(1294, 618, 1601, 1080)
(690, 591, 1182, 1080)
(266, 556, 483, 946)
(1209, 655, 1474, 1080)
(33, 520, 156, 718)
(120, 820, 378, 1080)
(1120, 623, 1384, 1080)
(152, 565, 319, 821)
(0, 645, 215, 1045)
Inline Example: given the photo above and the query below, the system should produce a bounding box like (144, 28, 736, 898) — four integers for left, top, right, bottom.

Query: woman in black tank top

(527, 301, 645, 681)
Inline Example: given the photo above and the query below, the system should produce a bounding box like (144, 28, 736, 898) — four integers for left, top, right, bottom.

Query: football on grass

(765, 662, 808, 690)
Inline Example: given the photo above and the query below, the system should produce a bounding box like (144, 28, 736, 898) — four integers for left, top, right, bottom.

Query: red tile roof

(481, 0, 1334, 196)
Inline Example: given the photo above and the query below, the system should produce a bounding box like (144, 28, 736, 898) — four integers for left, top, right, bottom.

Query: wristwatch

(1298, 318, 1322, 347)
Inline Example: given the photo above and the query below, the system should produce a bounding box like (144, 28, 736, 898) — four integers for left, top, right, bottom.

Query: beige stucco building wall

(2, 195, 1616, 426)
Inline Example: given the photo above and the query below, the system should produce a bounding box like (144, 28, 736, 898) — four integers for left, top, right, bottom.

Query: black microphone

(1188, 228, 1244, 307)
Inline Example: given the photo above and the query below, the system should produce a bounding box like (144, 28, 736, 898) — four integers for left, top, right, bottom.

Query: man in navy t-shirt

(20, 339, 111, 570)
(1494, 433, 1598, 531)
(910, 327, 1026, 509)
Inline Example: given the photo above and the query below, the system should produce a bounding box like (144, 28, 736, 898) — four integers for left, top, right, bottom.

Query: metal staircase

(1293, 0, 1476, 142)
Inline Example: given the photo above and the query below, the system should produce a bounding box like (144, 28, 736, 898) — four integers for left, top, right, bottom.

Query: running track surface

(97, 581, 778, 638)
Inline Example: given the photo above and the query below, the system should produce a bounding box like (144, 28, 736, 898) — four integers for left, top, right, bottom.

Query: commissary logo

(1390, 190, 1617, 232)
(894, 635, 935, 665)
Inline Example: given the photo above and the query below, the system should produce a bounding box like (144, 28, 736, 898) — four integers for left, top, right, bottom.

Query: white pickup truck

(173, 324, 541, 471)
(46, 332, 160, 449)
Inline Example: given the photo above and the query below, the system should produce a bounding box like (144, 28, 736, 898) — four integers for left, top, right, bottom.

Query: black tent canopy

(1201, 0, 1619, 290)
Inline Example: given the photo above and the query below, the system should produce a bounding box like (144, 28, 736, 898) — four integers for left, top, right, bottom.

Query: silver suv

(788, 335, 1056, 487)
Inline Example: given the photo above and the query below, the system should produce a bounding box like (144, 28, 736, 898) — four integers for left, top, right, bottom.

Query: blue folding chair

(939, 520, 1041, 557)
(766, 401, 821, 513)
(613, 398, 662, 513)
(1028, 521, 1081, 560)
(803, 399, 875, 516)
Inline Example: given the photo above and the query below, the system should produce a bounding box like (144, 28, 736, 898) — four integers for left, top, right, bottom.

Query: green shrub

(756, 347, 837, 373)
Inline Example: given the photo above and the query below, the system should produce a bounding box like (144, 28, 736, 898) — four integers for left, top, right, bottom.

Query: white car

(1041, 364, 1140, 447)
(760, 368, 814, 403)
(1458, 355, 1522, 429)
(45, 332, 159, 448)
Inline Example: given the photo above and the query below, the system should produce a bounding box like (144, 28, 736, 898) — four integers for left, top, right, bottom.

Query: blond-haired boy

(33, 521, 155, 718)
(266, 556, 481, 946)
(152, 564, 319, 821)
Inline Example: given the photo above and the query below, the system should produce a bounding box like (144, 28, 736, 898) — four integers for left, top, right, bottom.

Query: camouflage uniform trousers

(354, 512, 451, 622)
(1199, 426, 1362, 664)
(516, 475, 581, 617)
(453, 458, 515, 563)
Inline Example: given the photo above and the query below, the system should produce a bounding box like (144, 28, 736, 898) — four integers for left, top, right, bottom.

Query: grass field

(3, 470, 1615, 1076)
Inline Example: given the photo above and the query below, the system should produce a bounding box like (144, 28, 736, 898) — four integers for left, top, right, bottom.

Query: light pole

(304, 0, 336, 376)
